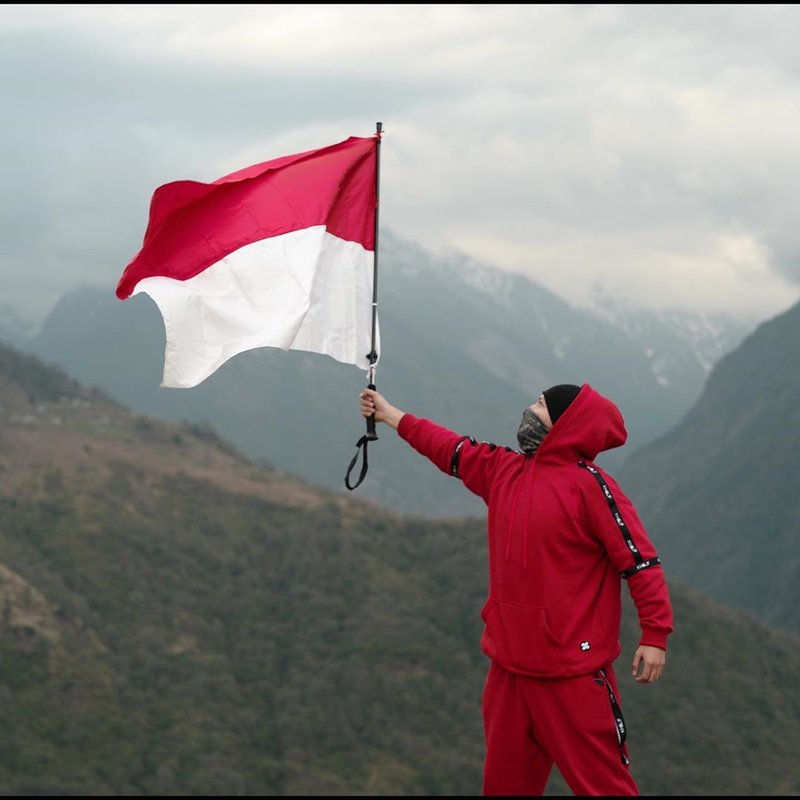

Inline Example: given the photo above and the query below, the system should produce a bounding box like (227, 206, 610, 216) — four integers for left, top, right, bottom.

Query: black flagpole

(365, 121, 382, 441)
(345, 121, 382, 490)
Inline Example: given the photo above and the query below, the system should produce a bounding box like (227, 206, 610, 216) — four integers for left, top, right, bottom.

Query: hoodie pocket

(481, 597, 565, 674)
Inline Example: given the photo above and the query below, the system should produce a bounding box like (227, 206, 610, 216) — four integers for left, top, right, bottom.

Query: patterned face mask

(516, 408, 551, 456)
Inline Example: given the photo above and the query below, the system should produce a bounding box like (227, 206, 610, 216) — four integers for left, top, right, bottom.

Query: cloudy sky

(3, 3, 800, 331)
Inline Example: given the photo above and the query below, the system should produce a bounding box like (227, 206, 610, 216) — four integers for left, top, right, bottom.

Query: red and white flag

(116, 134, 380, 388)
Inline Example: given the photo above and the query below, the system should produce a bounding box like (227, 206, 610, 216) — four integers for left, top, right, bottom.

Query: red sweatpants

(482, 661, 638, 796)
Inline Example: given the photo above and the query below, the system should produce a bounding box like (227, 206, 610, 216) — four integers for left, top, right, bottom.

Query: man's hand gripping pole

(344, 351, 378, 490)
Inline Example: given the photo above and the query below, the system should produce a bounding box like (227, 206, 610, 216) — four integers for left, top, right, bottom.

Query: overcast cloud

(2, 3, 799, 327)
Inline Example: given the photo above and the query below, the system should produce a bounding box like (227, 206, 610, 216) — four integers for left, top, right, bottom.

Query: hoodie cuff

(640, 627, 669, 650)
(396, 413, 418, 440)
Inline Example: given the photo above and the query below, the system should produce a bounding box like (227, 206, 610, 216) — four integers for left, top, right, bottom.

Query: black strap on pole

(345, 122, 382, 491)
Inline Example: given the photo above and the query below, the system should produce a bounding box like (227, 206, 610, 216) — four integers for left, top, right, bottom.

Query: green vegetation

(2, 341, 800, 795)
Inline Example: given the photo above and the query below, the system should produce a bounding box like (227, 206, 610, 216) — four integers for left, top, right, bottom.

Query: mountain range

(1, 340, 799, 795)
(20, 228, 753, 518)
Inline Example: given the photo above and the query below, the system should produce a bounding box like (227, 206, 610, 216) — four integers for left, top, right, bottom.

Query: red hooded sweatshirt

(396, 383, 674, 678)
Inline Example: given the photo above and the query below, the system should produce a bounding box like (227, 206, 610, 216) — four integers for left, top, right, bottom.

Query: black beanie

(543, 384, 581, 425)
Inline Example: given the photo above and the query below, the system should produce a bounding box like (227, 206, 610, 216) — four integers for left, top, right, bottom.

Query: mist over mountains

(18, 228, 752, 517)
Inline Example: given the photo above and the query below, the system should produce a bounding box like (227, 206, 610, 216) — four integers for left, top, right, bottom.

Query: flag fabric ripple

(116, 135, 380, 388)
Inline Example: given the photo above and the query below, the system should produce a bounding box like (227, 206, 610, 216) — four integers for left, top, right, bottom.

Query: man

(359, 383, 673, 796)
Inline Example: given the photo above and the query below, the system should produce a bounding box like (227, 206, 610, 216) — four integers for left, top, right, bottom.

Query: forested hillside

(1, 342, 798, 795)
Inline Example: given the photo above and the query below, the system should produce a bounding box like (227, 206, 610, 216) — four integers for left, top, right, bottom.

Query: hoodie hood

(534, 383, 626, 464)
